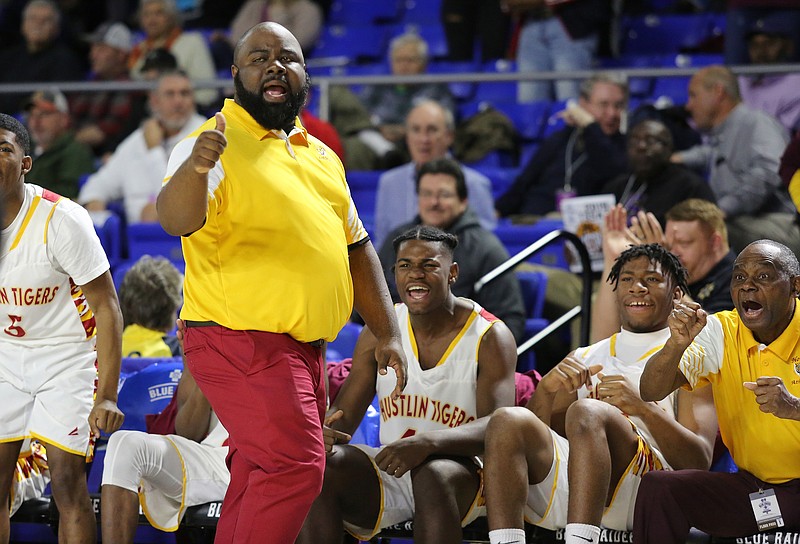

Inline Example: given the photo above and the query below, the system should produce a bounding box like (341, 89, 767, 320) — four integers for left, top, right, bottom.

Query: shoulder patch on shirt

(478, 307, 499, 323)
(41, 189, 62, 203)
(315, 144, 330, 160)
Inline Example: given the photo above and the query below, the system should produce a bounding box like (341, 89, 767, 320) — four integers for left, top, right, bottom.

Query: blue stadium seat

(621, 14, 715, 55)
(519, 142, 539, 167)
(493, 221, 569, 269)
(651, 75, 690, 105)
(428, 60, 478, 101)
(517, 270, 547, 321)
(92, 211, 124, 269)
(598, 54, 657, 98)
(473, 165, 521, 201)
(117, 360, 183, 432)
(329, 322, 363, 359)
(401, 0, 442, 24)
(496, 101, 551, 142)
(472, 80, 518, 104)
(315, 25, 389, 64)
(347, 170, 381, 235)
(329, 0, 401, 24)
(541, 100, 568, 140)
(350, 396, 380, 447)
(127, 223, 183, 262)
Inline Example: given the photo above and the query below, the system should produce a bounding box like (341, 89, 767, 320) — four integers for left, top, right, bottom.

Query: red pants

(184, 326, 326, 544)
(633, 469, 800, 543)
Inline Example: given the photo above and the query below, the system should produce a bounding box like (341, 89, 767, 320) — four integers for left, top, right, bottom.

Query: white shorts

(103, 430, 230, 532)
(343, 444, 485, 540)
(0, 342, 96, 456)
(525, 424, 669, 531)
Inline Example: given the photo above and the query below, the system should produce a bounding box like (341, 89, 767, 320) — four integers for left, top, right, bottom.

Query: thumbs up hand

(189, 112, 228, 175)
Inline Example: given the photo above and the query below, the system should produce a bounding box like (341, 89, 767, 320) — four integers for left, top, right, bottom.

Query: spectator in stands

(724, 1, 800, 66)
(674, 65, 798, 254)
(119, 255, 183, 358)
(378, 158, 526, 342)
(128, 0, 217, 108)
(24, 88, 95, 199)
(496, 74, 628, 218)
(101, 364, 229, 543)
(442, 0, 510, 62)
(505, 0, 610, 103)
(329, 33, 457, 171)
(298, 226, 518, 544)
(374, 100, 496, 247)
(591, 200, 735, 341)
(635, 239, 800, 542)
(782, 131, 800, 222)
(738, 13, 800, 135)
(229, 0, 323, 53)
(363, 32, 456, 148)
(78, 70, 205, 223)
(0, 112, 124, 544)
(70, 22, 145, 158)
(602, 119, 715, 226)
(139, 46, 178, 79)
(0, 0, 86, 113)
(484, 244, 718, 544)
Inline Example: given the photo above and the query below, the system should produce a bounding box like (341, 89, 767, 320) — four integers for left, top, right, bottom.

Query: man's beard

(234, 72, 310, 131)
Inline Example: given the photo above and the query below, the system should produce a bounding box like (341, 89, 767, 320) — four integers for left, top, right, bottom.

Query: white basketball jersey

(377, 300, 498, 445)
(0, 184, 110, 347)
(574, 327, 677, 452)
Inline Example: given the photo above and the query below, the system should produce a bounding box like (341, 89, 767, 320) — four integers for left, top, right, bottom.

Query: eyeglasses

(419, 190, 458, 201)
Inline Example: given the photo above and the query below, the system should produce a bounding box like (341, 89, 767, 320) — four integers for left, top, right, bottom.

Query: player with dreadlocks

(483, 243, 718, 544)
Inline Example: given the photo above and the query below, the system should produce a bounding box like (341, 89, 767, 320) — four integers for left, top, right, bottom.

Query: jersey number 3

(4, 315, 26, 337)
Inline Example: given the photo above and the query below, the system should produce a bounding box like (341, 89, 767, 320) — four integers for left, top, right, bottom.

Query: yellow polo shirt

(680, 308, 800, 483)
(164, 99, 368, 342)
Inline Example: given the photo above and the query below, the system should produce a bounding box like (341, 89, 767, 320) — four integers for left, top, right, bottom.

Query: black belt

(183, 320, 220, 328)
(183, 320, 325, 348)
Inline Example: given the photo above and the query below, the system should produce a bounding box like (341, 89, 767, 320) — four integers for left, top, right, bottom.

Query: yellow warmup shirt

(679, 308, 800, 483)
(122, 324, 176, 358)
(164, 99, 368, 342)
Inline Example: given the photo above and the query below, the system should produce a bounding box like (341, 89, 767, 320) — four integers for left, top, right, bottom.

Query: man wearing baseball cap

(24, 88, 95, 199)
(71, 22, 146, 157)
(738, 13, 800, 134)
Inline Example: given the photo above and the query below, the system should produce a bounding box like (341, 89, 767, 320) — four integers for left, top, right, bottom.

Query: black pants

(441, 0, 510, 62)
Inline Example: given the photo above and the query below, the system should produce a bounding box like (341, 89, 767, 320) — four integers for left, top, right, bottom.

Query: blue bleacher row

(307, 0, 725, 65)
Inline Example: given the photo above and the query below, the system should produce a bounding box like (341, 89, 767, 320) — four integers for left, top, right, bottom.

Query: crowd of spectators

(2, 0, 800, 543)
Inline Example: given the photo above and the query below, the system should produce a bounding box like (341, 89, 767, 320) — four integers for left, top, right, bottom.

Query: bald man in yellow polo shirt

(635, 239, 800, 541)
(157, 22, 407, 544)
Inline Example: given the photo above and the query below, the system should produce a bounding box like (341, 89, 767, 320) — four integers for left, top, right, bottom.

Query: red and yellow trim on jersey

(604, 419, 664, 515)
(609, 333, 664, 362)
(406, 309, 479, 368)
(69, 278, 96, 339)
(8, 196, 41, 251)
(8, 191, 63, 250)
(8, 441, 48, 514)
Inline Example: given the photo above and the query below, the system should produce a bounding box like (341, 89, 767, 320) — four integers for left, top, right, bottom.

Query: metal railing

(1, 63, 799, 121)
(474, 230, 593, 359)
